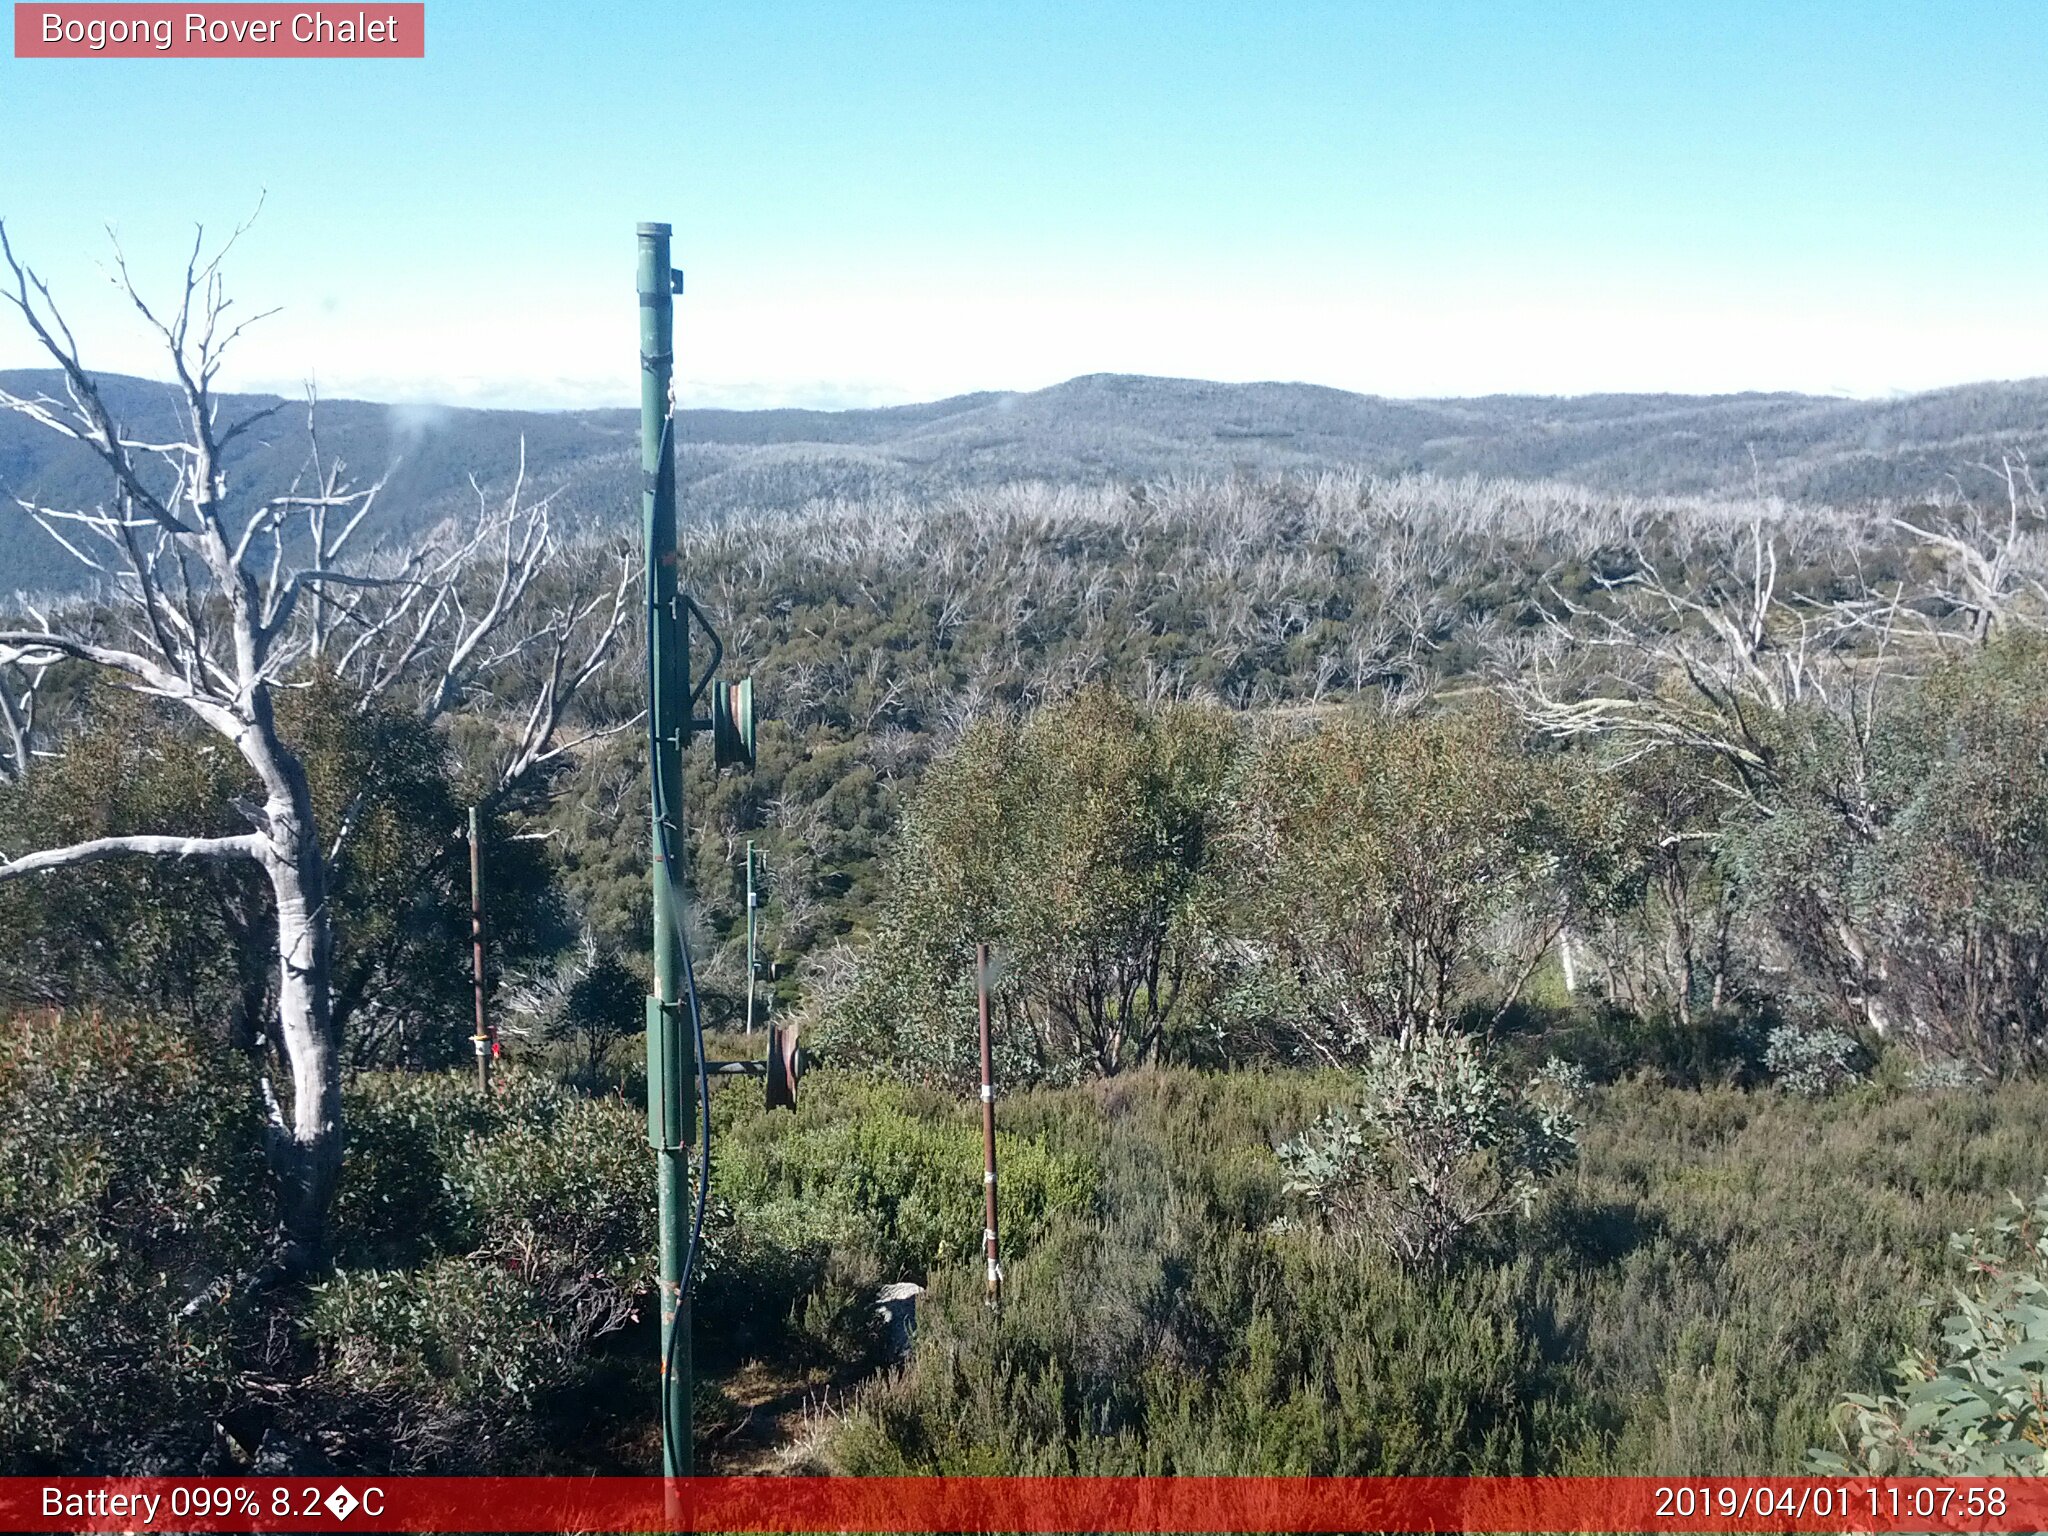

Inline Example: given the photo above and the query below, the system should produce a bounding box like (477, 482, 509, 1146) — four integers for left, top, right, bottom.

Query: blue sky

(3, 1, 2047, 408)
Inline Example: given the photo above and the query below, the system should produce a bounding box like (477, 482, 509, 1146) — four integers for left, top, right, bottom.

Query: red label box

(3, 1476, 2047, 1533)
(14, 3, 424, 57)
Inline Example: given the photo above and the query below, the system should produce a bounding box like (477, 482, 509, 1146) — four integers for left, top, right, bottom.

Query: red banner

(1, 1476, 2044, 1533)
(13, 4, 423, 57)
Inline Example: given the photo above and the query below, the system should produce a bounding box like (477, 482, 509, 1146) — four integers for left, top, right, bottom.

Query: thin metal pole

(640, 220, 693, 1479)
(468, 806, 489, 1090)
(977, 942, 1001, 1311)
(744, 840, 757, 1036)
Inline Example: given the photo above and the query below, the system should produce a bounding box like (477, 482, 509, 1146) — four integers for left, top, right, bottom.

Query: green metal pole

(639, 221, 694, 1478)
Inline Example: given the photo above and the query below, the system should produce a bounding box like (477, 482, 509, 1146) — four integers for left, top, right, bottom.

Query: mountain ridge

(3, 368, 2046, 596)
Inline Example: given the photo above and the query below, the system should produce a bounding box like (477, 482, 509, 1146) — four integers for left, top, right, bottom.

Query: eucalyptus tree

(1511, 506, 2048, 1071)
(0, 222, 630, 1266)
(1224, 702, 1573, 1063)
(836, 687, 1236, 1083)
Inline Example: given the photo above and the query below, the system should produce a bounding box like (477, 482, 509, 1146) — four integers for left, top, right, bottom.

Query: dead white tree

(0, 220, 630, 1268)
(1510, 522, 1880, 798)
(0, 659, 41, 782)
(1895, 456, 2048, 646)
(1504, 519, 1927, 1038)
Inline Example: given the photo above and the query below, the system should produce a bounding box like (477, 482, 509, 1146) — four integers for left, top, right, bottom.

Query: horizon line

(5, 364, 2047, 417)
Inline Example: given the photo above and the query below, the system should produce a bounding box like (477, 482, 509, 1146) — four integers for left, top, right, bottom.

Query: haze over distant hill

(3, 368, 2047, 596)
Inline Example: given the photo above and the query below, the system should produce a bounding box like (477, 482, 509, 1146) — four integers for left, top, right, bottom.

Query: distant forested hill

(5, 367, 2048, 594)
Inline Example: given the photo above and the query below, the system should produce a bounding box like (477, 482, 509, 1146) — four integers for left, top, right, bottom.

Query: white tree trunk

(255, 762, 343, 1267)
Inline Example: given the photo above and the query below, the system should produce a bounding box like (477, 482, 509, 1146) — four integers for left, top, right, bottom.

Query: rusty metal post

(977, 942, 1001, 1310)
(468, 805, 489, 1090)
(744, 839, 758, 1036)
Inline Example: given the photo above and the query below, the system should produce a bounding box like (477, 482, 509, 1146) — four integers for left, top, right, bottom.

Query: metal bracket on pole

(679, 593, 755, 770)
(681, 594, 724, 707)
(645, 995, 690, 1151)
(704, 1023, 805, 1110)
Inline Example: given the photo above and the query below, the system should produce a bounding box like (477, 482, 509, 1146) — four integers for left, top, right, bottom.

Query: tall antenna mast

(638, 219, 761, 1480)
(638, 221, 695, 1479)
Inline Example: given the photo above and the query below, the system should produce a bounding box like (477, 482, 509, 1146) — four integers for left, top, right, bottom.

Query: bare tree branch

(0, 830, 264, 881)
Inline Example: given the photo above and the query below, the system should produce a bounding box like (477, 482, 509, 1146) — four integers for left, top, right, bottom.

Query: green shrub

(328, 1068, 574, 1268)
(829, 1067, 1567, 1475)
(10, 1004, 2048, 1479)
(305, 1260, 572, 1465)
(1907, 1056, 1987, 1093)
(713, 1072, 1100, 1284)
(1500, 999, 1769, 1090)
(442, 1090, 657, 1305)
(305, 1278, 655, 1474)
(307, 1069, 657, 1470)
(823, 1067, 2048, 1477)
(0, 1025, 666, 1475)
(1278, 1031, 1580, 1268)
(1724, 636, 2048, 1075)
(0, 1011, 270, 1472)
(1812, 1177, 2048, 1475)
(1765, 1024, 1866, 1099)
